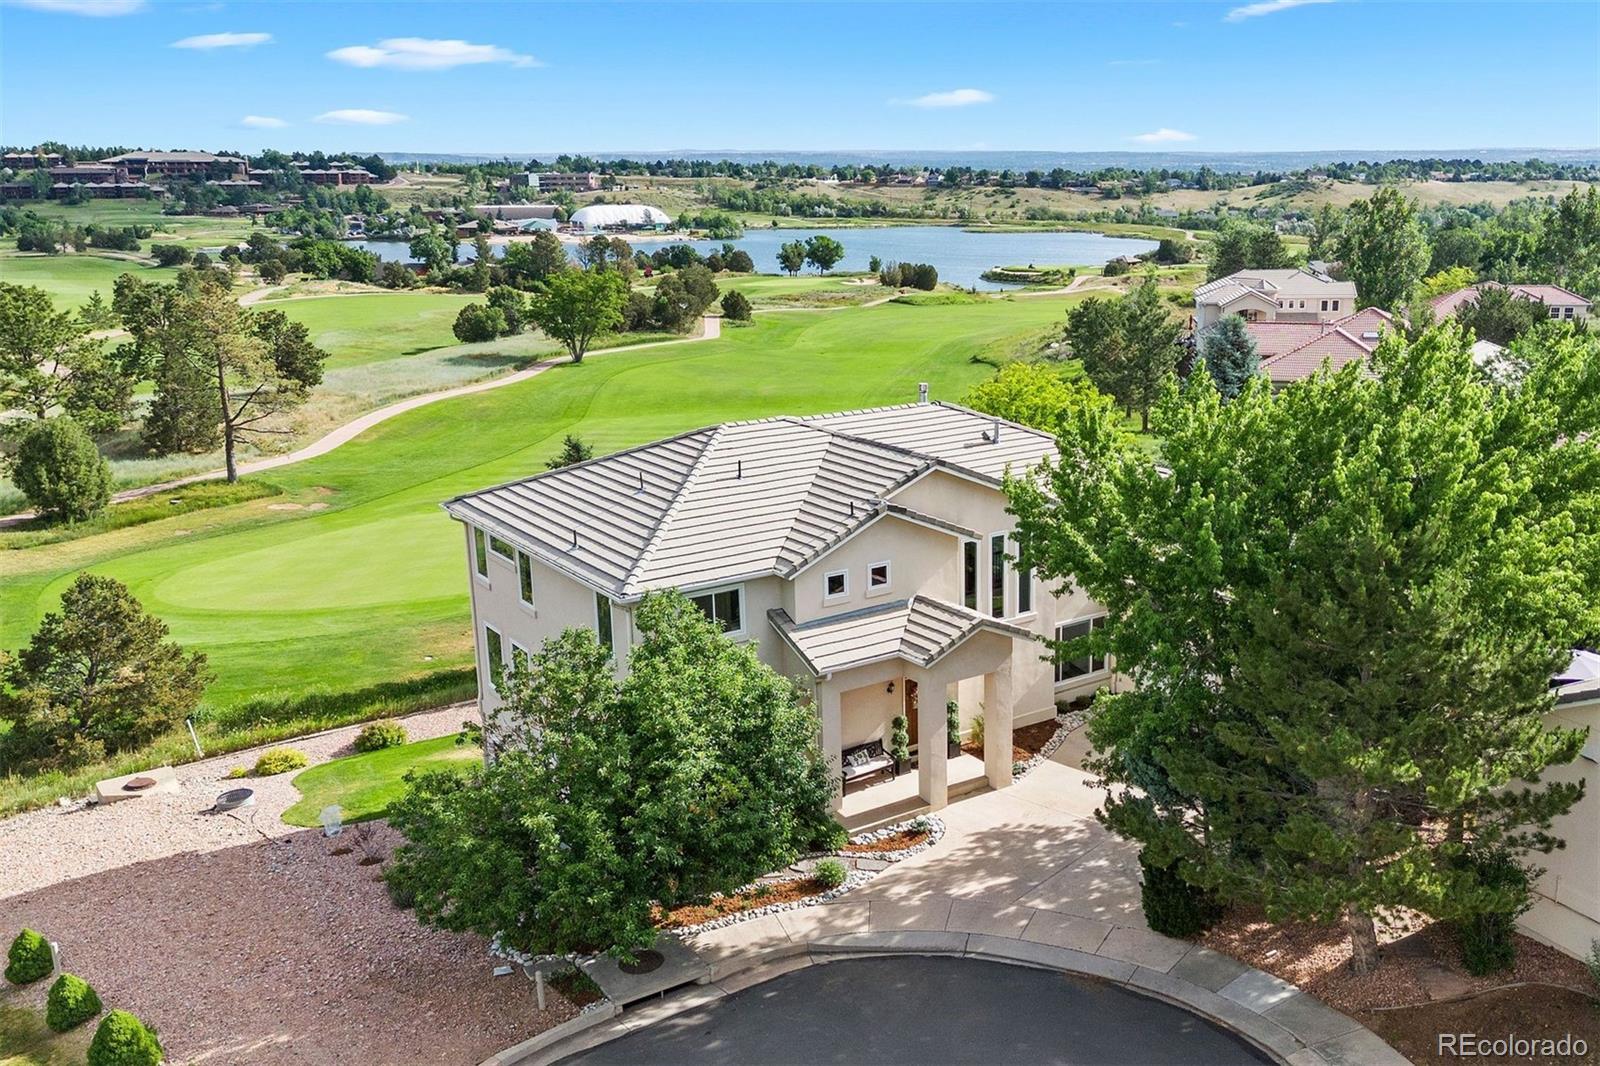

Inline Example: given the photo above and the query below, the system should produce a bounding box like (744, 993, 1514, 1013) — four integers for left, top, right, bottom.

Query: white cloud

(327, 37, 538, 71)
(1225, 0, 1332, 22)
(6, 0, 143, 14)
(1130, 128, 1198, 144)
(896, 88, 996, 109)
(314, 109, 409, 126)
(241, 115, 288, 129)
(172, 31, 272, 49)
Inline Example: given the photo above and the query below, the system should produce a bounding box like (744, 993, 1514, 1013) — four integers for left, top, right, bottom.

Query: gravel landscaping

(0, 704, 470, 899)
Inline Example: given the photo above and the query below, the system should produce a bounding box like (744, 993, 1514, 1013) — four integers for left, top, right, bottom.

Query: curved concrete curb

(518, 933, 1413, 1066)
(477, 1002, 620, 1066)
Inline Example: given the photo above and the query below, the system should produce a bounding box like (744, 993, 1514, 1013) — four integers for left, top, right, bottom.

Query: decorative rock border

(1012, 706, 1094, 779)
(837, 813, 946, 862)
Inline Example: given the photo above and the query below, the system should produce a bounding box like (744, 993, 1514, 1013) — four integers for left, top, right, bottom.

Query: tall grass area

(0, 668, 476, 817)
(1, 481, 280, 550)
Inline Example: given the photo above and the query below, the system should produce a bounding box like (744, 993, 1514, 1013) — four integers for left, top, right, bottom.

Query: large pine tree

(1008, 322, 1599, 972)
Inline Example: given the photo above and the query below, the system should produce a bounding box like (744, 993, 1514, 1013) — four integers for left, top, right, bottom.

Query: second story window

(517, 552, 535, 609)
(488, 534, 515, 562)
(1017, 560, 1032, 615)
(473, 528, 489, 579)
(1054, 616, 1108, 683)
(824, 570, 848, 603)
(868, 561, 890, 594)
(690, 586, 744, 635)
(484, 624, 505, 688)
(595, 593, 614, 651)
(962, 540, 978, 610)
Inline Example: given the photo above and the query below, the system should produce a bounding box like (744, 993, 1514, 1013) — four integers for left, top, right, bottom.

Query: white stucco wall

(1519, 697, 1599, 959)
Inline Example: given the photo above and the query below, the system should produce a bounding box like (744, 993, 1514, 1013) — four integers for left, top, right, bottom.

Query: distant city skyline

(2, 0, 1598, 155)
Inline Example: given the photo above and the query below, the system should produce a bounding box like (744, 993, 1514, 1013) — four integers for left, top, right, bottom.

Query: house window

(1565, 306, 1575, 319)
(595, 593, 614, 651)
(472, 528, 489, 579)
(989, 533, 1006, 618)
(690, 586, 744, 634)
(824, 570, 848, 602)
(517, 552, 535, 608)
(1549, 306, 1561, 319)
(1332, 300, 1340, 311)
(484, 624, 505, 688)
(488, 534, 514, 561)
(962, 541, 978, 610)
(510, 641, 530, 674)
(1320, 300, 1328, 311)
(1017, 562, 1032, 615)
(1054, 616, 1108, 683)
(867, 561, 891, 594)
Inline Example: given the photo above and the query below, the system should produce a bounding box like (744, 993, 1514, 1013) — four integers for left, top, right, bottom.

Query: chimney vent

(570, 528, 579, 551)
(736, 459, 743, 480)
(636, 470, 645, 493)
(918, 382, 929, 403)
(991, 417, 1002, 444)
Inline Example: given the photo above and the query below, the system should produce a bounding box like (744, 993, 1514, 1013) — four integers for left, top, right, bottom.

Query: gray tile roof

(769, 596, 1038, 676)
(442, 402, 1056, 599)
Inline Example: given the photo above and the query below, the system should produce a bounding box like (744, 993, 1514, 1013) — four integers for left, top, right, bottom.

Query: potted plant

(946, 700, 962, 759)
(889, 715, 911, 776)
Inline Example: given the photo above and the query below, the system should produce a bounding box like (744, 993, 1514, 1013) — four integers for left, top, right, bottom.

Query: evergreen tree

(1007, 323, 1598, 974)
(1199, 314, 1260, 399)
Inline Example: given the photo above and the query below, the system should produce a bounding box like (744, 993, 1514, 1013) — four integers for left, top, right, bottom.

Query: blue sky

(2, 0, 1597, 155)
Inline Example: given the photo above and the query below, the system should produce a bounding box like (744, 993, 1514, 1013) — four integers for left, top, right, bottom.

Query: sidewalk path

(1, 316, 721, 524)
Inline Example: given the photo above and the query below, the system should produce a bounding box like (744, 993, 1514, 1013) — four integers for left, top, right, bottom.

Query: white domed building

(568, 203, 672, 232)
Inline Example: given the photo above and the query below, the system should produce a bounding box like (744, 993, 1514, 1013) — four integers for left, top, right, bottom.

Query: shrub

(11, 417, 112, 523)
(888, 716, 910, 763)
(904, 262, 939, 291)
(970, 713, 985, 750)
(87, 1009, 163, 1066)
(725, 250, 755, 273)
(1454, 849, 1531, 976)
(5, 928, 53, 985)
(385, 869, 418, 910)
(46, 973, 102, 1032)
(720, 289, 752, 322)
(1138, 850, 1221, 938)
(379, 260, 416, 289)
(258, 259, 287, 285)
(253, 747, 308, 776)
(452, 303, 505, 344)
(353, 720, 408, 753)
(149, 243, 191, 267)
(812, 858, 847, 890)
(946, 699, 960, 740)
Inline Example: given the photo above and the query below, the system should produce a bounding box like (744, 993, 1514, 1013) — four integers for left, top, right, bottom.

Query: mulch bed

(655, 876, 830, 930)
(1201, 906, 1595, 1014)
(547, 967, 604, 1009)
(1360, 985, 1600, 1066)
(962, 719, 1061, 763)
(844, 829, 931, 854)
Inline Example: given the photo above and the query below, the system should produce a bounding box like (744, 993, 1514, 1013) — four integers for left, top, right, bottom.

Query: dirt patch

(547, 967, 603, 1008)
(1202, 907, 1594, 1014)
(656, 877, 830, 930)
(962, 718, 1061, 763)
(844, 829, 931, 854)
(1359, 985, 1600, 1066)
(2, 824, 576, 1065)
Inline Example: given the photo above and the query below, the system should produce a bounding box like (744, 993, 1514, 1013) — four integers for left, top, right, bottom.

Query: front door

(903, 678, 919, 750)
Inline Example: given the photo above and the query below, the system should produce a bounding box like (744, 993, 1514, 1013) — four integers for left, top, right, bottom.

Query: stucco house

(1430, 283, 1591, 324)
(1192, 268, 1357, 329)
(1519, 650, 1600, 959)
(442, 393, 1114, 825)
(1238, 306, 1397, 386)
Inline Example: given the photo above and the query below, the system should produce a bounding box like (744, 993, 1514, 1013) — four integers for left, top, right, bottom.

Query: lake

(345, 225, 1157, 291)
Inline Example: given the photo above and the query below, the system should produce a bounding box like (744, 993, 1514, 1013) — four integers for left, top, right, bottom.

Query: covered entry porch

(770, 596, 1034, 826)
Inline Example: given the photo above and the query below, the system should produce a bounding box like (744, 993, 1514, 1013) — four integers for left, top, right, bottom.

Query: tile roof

(443, 402, 1057, 599)
(1243, 307, 1397, 385)
(1195, 268, 1356, 306)
(1430, 283, 1593, 320)
(769, 596, 1037, 676)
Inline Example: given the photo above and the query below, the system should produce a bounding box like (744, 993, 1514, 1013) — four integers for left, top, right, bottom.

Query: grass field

(0, 994, 94, 1066)
(0, 251, 182, 310)
(282, 734, 482, 827)
(2, 295, 1076, 714)
(275, 292, 479, 368)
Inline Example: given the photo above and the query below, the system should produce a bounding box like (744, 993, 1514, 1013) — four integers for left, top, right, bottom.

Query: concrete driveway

(565, 954, 1273, 1065)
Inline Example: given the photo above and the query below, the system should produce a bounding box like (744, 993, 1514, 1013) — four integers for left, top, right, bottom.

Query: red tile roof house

(1430, 283, 1592, 324)
(1221, 307, 1398, 386)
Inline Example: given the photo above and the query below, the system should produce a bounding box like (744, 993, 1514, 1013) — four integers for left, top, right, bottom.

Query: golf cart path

(0, 315, 721, 522)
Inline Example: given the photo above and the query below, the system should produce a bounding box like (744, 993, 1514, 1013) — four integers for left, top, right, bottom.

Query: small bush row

(8, 929, 161, 1063)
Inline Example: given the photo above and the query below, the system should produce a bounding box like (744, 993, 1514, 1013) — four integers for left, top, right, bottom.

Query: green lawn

(0, 998, 93, 1066)
(276, 293, 479, 369)
(281, 734, 482, 827)
(0, 252, 181, 310)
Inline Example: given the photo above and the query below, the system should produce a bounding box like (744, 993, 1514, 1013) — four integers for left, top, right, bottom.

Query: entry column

(913, 668, 948, 809)
(983, 656, 1014, 791)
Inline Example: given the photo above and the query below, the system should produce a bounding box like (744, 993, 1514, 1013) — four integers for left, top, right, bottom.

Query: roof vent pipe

(570, 528, 579, 551)
(637, 470, 645, 493)
(736, 459, 743, 479)
(918, 381, 929, 403)
(992, 417, 1002, 444)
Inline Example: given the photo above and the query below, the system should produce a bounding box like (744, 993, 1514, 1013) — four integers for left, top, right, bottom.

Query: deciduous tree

(776, 239, 806, 276)
(803, 235, 846, 274)
(0, 283, 131, 435)
(525, 269, 627, 363)
(1336, 187, 1430, 312)
(960, 361, 1114, 435)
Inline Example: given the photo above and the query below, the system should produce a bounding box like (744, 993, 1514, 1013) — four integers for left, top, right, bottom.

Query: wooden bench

(841, 739, 895, 792)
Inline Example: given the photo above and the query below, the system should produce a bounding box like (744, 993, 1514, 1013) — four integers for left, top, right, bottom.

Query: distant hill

(377, 148, 1600, 172)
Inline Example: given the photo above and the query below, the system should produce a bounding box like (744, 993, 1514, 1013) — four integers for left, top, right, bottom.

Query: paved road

(563, 955, 1272, 1065)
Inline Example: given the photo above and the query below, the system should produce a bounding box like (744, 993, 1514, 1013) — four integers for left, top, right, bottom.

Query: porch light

(886, 680, 895, 694)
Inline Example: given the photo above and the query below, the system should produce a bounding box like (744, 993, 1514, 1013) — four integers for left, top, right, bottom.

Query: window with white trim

(484, 624, 505, 689)
(823, 570, 848, 602)
(472, 528, 489, 579)
(1054, 616, 1108, 683)
(516, 551, 535, 609)
(989, 533, 1006, 618)
(510, 640, 530, 674)
(488, 534, 515, 562)
(595, 593, 614, 651)
(1017, 560, 1032, 615)
(961, 540, 978, 610)
(690, 586, 744, 634)
(867, 561, 891, 594)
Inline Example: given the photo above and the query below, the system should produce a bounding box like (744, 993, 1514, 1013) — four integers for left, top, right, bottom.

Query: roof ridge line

(618, 425, 727, 596)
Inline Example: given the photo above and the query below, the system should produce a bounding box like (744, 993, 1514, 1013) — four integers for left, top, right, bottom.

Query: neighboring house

(1193, 268, 1358, 329)
(1519, 650, 1600, 960)
(1223, 306, 1396, 386)
(442, 395, 1115, 818)
(1430, 283, 1592, 324)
